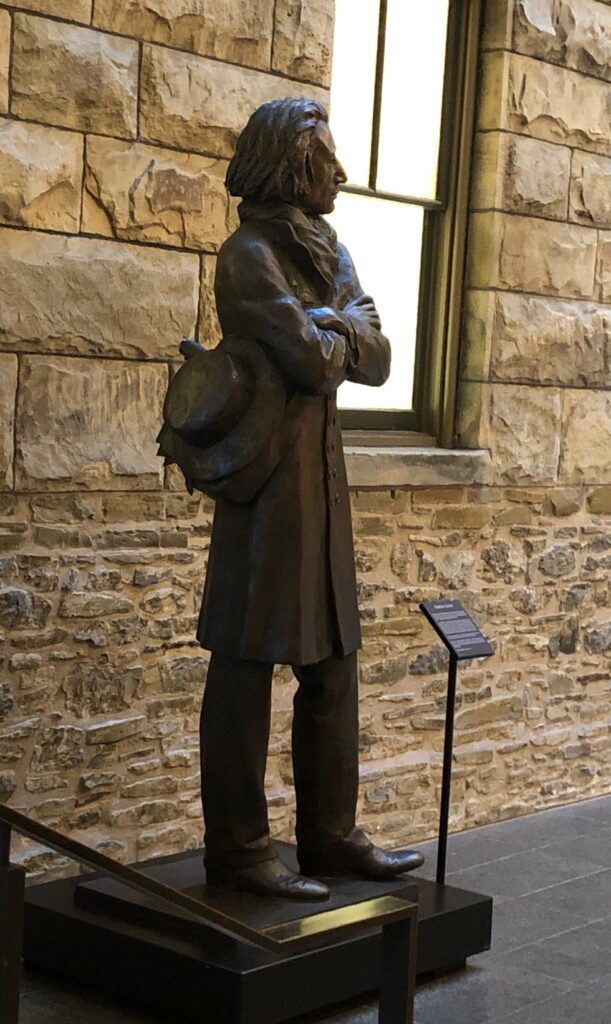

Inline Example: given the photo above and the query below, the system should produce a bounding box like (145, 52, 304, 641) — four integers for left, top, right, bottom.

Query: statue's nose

(335, 160, 348, 185)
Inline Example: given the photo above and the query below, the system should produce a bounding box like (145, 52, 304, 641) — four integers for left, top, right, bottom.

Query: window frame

(337, 0, 483, 448)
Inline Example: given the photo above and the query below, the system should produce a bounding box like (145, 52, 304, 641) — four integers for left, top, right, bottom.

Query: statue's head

(226, 98, 347, 215)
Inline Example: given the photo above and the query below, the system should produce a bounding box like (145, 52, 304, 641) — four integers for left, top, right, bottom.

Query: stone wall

(0, 0, 610, 879)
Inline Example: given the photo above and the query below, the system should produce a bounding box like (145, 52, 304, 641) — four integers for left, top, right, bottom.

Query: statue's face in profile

(300, 121, 347, 216)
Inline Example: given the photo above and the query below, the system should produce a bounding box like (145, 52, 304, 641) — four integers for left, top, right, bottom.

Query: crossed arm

(216, 235, 391, 396)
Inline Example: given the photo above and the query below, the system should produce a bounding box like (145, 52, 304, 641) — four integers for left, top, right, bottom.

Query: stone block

(0, 120, 83, 232)
(0, 586, 51, 629)
(140, 43, 328, 159)
(467, 212, 597, 298)
(0, 354, 16, 490)
(346, 447, 493, 488)
(488, 292, 607, 386)
(31, 796, 76, 823)
(110, 799, 180, 827)
(508, 53, 611, 153)
(0, 682, 14, 720)
(0, 229, 199, 358)
(16, 355, 168, 490)
(34, 526, 92, 549)
(514, 0, 611, 80)
(472, 132, 570, 219)
(588, 486, 611, 514)
(65, 665, 140, 718)
(137, 824, 199, 857)
(596, 231, 611, 302)
(272, 0, 334, 86)
(570, 152, 611, 229)
(0, 770, 17, 800)
(470, 132, 503, 210)
(538, 544, 577, 578)
(59, 592, 134, 618)
(477, 51, 512, 134)
(31, 726, 85, 771)
(85, 715, 145, 744)
(479, 52, 611, 154)
(121, 776, 179, 799)
(545, 488, 582, 516)
(0, 10, 9, 114)
(198, 255, 222, 347)
(12, 14, 138, 137)
(78, 771, 118, 804)
(84, 136, 236, 251)
(438, 551, 476, 590)
(93, 0, 273, 70)
(482, 0, 517, 48)
(583, 621, 611, 653)
(159, 656, 207, 693)
(2, 1, 92, 21)
(461, 289, 496, 380)
(431, 506, 491, 530)
(361, 655, 408, 686)
(465, 383, 562, 484)
(456, 695, 523, 729)
(559, 390, 611, 484)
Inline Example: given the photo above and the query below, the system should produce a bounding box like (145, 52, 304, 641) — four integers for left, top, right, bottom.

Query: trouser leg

(291, 650, 359, 856)
(200, 652, 275, 869)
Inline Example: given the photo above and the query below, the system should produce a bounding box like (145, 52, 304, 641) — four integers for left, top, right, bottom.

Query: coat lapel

(238, 202, 338, 306)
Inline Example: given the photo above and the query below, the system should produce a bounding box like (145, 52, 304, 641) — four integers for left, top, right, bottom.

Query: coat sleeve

(336, 243, 391, 388)
(217, 235, 351, 396)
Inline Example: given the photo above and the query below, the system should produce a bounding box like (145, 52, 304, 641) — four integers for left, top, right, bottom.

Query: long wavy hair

(226, 98, 328, 203)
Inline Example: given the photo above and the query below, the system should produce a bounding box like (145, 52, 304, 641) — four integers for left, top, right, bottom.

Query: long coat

(197, 202, 390, 666)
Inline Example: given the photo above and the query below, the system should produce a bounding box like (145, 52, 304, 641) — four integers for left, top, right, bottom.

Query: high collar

(238, 200, 339, 300)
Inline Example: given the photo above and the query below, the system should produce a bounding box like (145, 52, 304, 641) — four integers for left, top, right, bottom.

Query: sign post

(420, 600, 494, 885)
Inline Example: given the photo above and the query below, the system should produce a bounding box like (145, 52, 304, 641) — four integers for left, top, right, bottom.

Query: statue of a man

(159, 98, 424, 900)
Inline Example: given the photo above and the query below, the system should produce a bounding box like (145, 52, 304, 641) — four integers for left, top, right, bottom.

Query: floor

(17, 793, 611, 1023)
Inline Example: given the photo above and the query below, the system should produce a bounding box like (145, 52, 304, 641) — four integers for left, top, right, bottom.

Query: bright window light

(329, 0, 379, 188)
(377, 0, 450, 198)
(328, 193, 424, 411)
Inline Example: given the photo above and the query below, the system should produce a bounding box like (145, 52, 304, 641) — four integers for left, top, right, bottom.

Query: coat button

(334, 492, 340, 503)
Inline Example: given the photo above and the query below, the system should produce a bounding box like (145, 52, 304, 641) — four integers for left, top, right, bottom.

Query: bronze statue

(158, 98, 424, 900)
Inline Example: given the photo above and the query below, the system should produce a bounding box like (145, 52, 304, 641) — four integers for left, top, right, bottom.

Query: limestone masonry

(0, 0, 610, 878)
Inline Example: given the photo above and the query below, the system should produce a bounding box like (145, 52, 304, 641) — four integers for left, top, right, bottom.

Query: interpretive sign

(419, 600, 493, 884)
(420, 600, 493, 661)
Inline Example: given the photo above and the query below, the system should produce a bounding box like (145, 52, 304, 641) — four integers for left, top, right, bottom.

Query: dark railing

(0, 803, 418, 1024)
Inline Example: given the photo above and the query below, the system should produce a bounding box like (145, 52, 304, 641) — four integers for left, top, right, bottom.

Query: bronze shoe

(206, 857, 331, 901)
(299, 829, 424, 880)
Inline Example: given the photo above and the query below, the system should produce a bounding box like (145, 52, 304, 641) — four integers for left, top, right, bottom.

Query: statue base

(23, 842, 492, 1023)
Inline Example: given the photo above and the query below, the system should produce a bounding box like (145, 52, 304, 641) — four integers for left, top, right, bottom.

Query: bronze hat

(157, 334, 286, 496)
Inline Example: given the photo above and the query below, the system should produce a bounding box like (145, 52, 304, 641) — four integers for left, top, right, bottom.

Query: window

(328, 0, 482, 446)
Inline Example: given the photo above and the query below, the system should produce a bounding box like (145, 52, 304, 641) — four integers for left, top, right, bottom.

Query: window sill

(344, 446, 493, 489)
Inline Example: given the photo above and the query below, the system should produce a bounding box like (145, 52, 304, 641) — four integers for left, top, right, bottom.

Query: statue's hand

(179, 337, 205, 360)
(343, 295, 381, 331)
(306, 306, 351, 336)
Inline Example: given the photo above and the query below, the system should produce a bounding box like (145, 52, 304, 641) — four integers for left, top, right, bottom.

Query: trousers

(200, 649, 359, 869)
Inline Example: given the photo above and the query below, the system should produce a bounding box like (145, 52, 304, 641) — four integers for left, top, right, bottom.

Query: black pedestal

(23, 843, 492, 1024)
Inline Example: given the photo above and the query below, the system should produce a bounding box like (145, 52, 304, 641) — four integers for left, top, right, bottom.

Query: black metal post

(437, 652, 458, 885)
(378, 910, 418, 1024)
(0, 822, 24, 1024)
